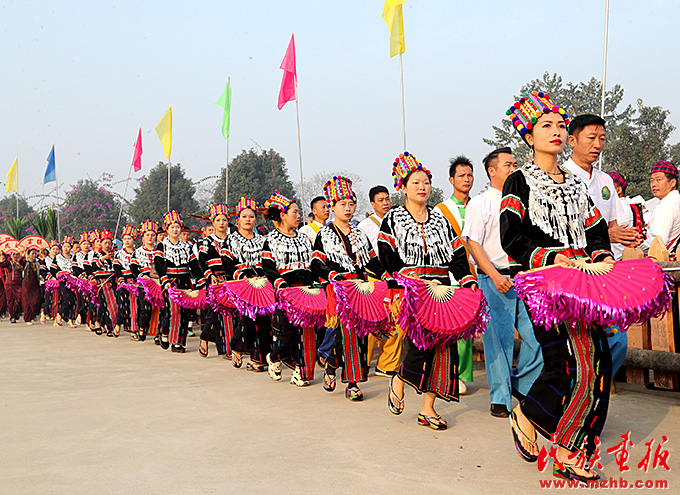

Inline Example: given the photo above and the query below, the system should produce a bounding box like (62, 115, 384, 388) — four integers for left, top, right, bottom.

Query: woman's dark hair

(264, 206, 282, 222)
(402, 168, 432, 187)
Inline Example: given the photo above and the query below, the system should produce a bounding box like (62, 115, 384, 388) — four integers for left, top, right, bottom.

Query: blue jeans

(317, 326, 337, 360)
(478, 273, 543, 410)
(608, 330, 628, 377)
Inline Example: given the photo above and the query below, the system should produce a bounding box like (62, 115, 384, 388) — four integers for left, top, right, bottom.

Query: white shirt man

(642, 160, 680, 254)
(461, 148, 541, 418)
(563, 157, 624, 224)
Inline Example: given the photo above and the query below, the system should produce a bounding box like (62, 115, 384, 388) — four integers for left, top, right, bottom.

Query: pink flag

(277, 34, 297, 110)
(131, 127, 143, 172)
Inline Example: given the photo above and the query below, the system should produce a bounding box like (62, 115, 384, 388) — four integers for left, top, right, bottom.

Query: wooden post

(648, 237, 678, 389)
(621, 246, 650, 385)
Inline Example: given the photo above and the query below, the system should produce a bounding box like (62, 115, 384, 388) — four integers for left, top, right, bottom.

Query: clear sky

(1, 0, 678, 208)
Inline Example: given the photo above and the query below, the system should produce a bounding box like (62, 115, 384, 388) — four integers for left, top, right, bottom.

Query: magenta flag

(131, 127, 143, 172)
(277, 34, 297, 110)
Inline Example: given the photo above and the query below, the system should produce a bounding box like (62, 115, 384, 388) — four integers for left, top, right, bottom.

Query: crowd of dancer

(2, 91, 675, 486)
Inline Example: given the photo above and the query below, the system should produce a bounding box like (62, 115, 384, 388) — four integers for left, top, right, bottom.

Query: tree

(213, 148, 296, 207)
(29, 208, 58, 240)
(60, 179, 126, 237)
(129, 162, 201, 227)
(483, 72, 679, 198)
(3, 217, 26, 239)
(0, 195, 34, 224)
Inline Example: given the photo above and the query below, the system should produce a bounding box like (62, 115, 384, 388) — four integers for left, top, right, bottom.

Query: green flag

(215, 78, 231, 139)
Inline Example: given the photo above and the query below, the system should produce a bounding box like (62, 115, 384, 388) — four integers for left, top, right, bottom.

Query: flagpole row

(294, 75, 305, 216)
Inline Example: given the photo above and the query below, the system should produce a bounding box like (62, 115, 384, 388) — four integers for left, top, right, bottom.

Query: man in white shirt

(299, 196, 329, 244)
(642, 160, 680, 254)
(563, 114, 643, 249)
(462, 148, 542, 418)
(563, 114, 642, 378)
(358, 185, 404, 376)
(435, 156, 476, 393)
(358, 185, 391, 251)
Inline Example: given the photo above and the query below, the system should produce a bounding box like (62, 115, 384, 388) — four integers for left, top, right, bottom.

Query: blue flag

(44, 145, 56, 184)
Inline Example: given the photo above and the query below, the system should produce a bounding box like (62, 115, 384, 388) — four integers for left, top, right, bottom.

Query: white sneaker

(266, 353, 282, 381)
(290, 367, 309, 387)
(458, 380, 467, 395)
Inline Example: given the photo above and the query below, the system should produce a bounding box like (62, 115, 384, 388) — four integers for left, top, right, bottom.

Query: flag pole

(598, 0, 610, 169)
(225, 76, 230, 205)
(115, 161, 134, 237)
(167, 160, 171, 212)
(399, 52, 406, 150)
(294, 75, 305, 215)
(55, 145, 61, 242)
(16, 164, 19, 221)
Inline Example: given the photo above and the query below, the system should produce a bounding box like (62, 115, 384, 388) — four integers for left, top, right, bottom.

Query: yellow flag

(155, 106, 173, 159)
(382, 0, 405, 58)
(6, 157, 18, 193)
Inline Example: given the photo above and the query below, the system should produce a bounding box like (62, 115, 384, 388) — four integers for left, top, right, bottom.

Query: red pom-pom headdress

(264, 190, 295, 212)
(237, 196, 259, 214)
(139, 220, 159, 234)
(121, 224, 138, 239)
(163, 210, 184, 230)
(391, 151, 431, 190)
(99, 229, 114, 241)
(323, 176, 357, 206)
(506, 90, 570, 137)
(208, 203, 230, 222)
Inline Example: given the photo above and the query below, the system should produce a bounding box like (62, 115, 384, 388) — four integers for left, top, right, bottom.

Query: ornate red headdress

(139, 220, 159, 234)
(99, 229, 114, 241)
(237, 196, 259, 214)
(264, 190, 295, 212)
(61, 236, 74, 246)
(208, 203, 229, 222)
(323, 176, 357, 206)
(506, 90, 570, 138)
(391, 152, 431, 190)
(121, 224, 138, 239)
(163, 210, 184, 230)
(79, 232, 89, 243)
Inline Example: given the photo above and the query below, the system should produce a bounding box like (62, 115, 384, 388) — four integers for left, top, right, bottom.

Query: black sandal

(198, 342, 208, 358)
(417, 413, 447, 430)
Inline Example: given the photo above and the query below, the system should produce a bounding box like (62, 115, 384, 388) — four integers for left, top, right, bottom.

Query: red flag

(131, 127, 143, 172)
(277, 34, 297, 110)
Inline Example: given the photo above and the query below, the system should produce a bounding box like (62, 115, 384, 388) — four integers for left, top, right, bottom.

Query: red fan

(168, 287, 207, 309)
(277, 285, 328, 329)
(222, 277, 276, 320)
(331, 280, 394, 338)
(207, 282, 237, 316)
(137, 277, 164, 308)
(395, 274, 487, 350)
(513, 258, 672, 330)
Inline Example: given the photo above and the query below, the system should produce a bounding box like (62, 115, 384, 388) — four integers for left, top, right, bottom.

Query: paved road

(1, 321, 678, 494)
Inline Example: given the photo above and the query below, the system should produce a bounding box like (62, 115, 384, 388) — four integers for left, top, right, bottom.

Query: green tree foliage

(0, 195, 34, 224)
(3, 217, 26, 239)
(129, 162, 200, 226)
(60, 179, 126, 237)
(483, 73, 679, 197)
(213, 148, 296, 207)
(296, 170, 370, 219)
(29, 208, 58, 240)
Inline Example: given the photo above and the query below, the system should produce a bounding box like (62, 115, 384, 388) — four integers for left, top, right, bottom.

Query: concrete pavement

(1, 321, 678, 494)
